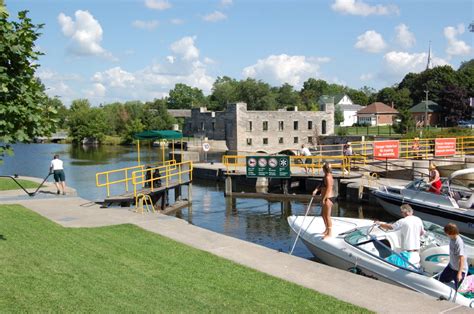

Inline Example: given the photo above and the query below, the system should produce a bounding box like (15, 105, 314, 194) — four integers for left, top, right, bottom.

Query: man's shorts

(53, 170, 66, 182)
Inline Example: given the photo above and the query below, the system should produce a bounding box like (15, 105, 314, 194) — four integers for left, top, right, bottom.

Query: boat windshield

(423, 221, 474, 247)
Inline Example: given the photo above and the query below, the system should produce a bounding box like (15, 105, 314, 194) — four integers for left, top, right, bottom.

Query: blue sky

(6, 0, 474, 106)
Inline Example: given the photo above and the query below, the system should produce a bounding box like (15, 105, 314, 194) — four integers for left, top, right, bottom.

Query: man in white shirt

(300, 144, 312, 174)
(50, 154, 66, 195)
(376, 204, 425, 266)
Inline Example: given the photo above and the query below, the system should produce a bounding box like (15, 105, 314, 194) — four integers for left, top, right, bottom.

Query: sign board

(373, 140, 400, 160)
(202, 142, 210, 152)
(246, 156, 290, 178)
(435, 138, 456, 157)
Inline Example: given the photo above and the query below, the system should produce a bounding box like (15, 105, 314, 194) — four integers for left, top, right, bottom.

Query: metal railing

(96, 165, 145, 197)
(131, 161, 193, 198)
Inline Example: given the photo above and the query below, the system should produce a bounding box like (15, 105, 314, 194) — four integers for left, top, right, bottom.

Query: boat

(373, 168, 474, 235)
(287, 216, 474, 308)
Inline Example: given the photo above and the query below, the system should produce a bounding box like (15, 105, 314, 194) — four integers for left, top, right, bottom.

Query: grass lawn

(0, 205, 370, 313)
(0, 178, 39, 191)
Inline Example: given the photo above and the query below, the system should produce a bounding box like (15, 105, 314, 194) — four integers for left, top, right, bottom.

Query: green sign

(246, 156, 290, 178)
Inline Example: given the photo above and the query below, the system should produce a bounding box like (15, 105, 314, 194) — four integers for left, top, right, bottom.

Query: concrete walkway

(0, 179, 471, 313)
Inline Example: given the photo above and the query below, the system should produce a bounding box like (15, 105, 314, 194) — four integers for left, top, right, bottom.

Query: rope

(289, 196, 314, 255)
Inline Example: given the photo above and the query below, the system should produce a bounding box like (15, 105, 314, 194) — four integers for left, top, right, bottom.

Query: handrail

(131, 161, 193, 198)
(96, 165, 145, 197)
(0, 173, 51, 197)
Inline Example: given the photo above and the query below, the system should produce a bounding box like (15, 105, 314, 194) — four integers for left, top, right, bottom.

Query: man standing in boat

(375, 204, 425, 266)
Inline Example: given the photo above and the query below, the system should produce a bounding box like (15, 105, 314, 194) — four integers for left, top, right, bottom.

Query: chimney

(391, 101, 394, 108)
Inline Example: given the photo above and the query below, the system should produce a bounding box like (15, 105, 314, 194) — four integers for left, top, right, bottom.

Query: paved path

(0, 179, 471, 313)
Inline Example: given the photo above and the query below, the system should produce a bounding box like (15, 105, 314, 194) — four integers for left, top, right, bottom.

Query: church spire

(426, 41, 432, 70)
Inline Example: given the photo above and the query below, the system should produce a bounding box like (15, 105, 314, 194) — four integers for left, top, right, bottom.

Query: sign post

(246, 156, 290, 178)
(202, 142, 210, 162)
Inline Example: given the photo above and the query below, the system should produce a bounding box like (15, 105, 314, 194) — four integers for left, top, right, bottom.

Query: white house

(320, 94, 364, 127)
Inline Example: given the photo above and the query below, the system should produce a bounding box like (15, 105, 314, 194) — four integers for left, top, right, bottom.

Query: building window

(247, 121, 253, 131)
(308, 136, 313, 144)
(263, 138, 268, 145)
(263, 121, 268, 131)
(212, 122, 215, 131)
(278, 121, 284, 131)
(322, 120, 327, 135)
(279, 137, 284, 144)
(200, 122, 205, 131)
(294, 137, 298, 144)
(308, 121, 313, 130)
(246, 138, 252, 145)
(293, 121, 298, 130)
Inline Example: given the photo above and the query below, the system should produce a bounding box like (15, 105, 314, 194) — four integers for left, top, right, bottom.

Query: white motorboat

(288, 216, 474, 308)
(373, 168, 474, 235)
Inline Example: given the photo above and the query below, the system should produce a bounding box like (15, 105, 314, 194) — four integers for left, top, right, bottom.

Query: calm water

(1, 143, 393, 259)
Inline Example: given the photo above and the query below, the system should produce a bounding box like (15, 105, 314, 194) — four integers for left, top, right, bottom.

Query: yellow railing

(95, 160, 181, 197)
(131, 161, 193, 198)
(96, 165, 145, 197)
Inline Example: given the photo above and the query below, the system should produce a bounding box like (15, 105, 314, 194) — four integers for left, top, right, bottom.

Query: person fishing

(312, 162, 335, 239)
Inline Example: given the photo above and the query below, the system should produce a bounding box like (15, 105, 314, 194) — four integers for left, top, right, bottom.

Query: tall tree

(236, 78, 277, 110)
(439, 84, 470, 126)
(143, 99, 176, 130)
(347, 89, 369, 106)
(67, 99, 109, 143)
(209, 76, 239, 110)
(276, 83, 301, 109)
(167, 83, 207, 109)
(300, 78, 328, 107)
(0, 8, 56, 158)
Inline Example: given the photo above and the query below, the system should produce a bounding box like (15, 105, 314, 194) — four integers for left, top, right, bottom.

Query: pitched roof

(318, 95, 334, 105)
(357, 102, 399, 114)
(339, 104, 364, 111)
(409, 100, 441, 113)
(333, 94, 345, 104)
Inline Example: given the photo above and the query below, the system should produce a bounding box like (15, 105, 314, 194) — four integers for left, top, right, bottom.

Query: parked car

(458, 119, 474, 128)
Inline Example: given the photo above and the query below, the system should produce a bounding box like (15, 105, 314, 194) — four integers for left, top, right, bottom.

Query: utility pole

(424, 90, 429, 128)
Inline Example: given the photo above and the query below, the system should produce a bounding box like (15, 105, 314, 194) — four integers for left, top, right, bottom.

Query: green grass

(0, 205, 369, 313)
(0, 178, 39, 191)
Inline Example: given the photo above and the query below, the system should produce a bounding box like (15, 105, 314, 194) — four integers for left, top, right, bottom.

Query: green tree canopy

(167, 83, 207, 109)
(0, 9, 56, 157)
(67, 99, 110, 143)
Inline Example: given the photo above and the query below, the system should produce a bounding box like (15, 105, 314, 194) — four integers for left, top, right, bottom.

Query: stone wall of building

(183, 102, 334, 154)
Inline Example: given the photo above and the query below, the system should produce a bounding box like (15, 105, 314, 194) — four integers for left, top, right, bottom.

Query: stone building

(183, 102, 334, 154)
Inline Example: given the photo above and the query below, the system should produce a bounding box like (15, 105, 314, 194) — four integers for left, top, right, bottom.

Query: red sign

(374, 140, 400, 159)
(435, 138, 456, 156)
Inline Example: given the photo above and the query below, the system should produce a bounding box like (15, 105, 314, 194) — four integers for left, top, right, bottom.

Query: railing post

(106, 173, 110, 197)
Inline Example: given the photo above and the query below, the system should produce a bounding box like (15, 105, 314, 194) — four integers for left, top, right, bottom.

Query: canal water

(1, 143, 394, 259)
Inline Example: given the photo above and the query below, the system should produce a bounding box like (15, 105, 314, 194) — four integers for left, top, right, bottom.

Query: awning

(134, 130, 183, 140)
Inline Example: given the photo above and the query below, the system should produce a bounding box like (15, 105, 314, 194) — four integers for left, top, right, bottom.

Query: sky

(6, 0, 474, 106)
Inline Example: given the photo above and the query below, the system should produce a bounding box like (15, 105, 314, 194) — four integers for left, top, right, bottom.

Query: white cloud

(203, 11, 227, 22)
(331, 0, 399, 16)
(355, 30, 387, 53)
(170, 36, 199, 61)
(86, 83, 106, 98)
(242, 54, 330, 88)
(170, 18, 184, 25)
(221, 0, 233, 6)
(89, 36, 214, 103)
(92, 67, 135, 88)
(145, 0, 171, 10)
(132, 20, 159, 30)
(382, 51, 450, 82)
(360, 73, 374, 81)
(58, 10, 113, 59)
(395, 24, 415, 48)
(444, 24, 472, 57)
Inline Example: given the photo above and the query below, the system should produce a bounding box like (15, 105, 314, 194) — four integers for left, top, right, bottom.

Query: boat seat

(457, 194, 474, 209)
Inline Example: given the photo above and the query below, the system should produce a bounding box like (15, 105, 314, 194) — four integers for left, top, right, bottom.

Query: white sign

(202, 142, 211, 152)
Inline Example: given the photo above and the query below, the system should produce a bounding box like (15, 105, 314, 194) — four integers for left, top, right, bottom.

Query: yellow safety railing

(96, 165, 145, 197)
(135, 193, 155, 214)
(131, 161, 193, 198)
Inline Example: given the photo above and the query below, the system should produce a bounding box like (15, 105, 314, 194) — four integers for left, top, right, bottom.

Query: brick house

(409, 100, 442, 127)
(356, 102, 399, 126)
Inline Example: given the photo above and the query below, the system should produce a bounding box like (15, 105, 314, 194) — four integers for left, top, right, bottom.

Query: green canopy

(134, 130, 183, 140)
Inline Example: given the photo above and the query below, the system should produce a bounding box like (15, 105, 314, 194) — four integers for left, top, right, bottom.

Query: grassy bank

(0, 178, 39, 191)
(0, 205, 369, 313)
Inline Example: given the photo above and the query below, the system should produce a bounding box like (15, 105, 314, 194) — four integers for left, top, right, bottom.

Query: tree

(276, 83, 301, 109)
(235, 78, 277, 110)
(438, 84, 470, 126)
(458, 59, 474, 98)
(334, 105, 344, 126)
(0, 9, 56, 158)
(167, 83, 207, 109)
(300, 78, 328, 107)
(67, 99, 109, 143)
(209, 76, 239, 110)
(143, 99, 176, 130)
(347, 89, 369, 106)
